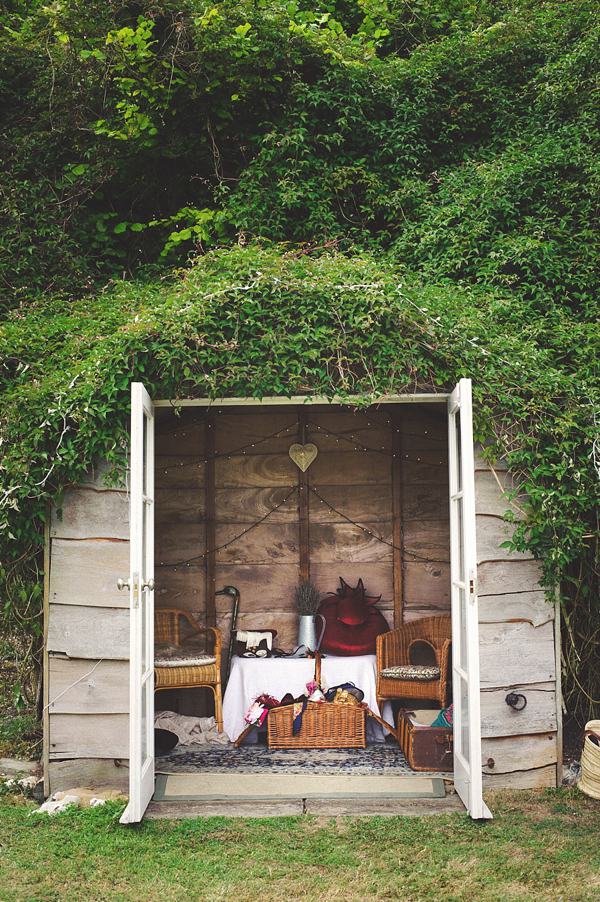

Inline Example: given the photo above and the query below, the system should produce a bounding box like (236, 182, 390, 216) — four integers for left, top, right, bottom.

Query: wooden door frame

(153, 394, 450, 409)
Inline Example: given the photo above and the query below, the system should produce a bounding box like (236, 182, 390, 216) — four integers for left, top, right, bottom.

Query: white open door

(448, 379, 492, 819)
(120, 383, 155, 824)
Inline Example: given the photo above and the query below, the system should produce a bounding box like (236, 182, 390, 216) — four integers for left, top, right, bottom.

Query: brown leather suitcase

(397, 709, 453, 772)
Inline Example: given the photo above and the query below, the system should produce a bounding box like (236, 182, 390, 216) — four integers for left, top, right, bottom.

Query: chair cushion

(380, 664, 441, 681)
(155, 652, 217, 668)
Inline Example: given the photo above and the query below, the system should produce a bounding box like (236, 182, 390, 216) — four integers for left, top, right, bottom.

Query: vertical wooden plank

(43, 520, 51, 797)
(392, 408, 404, 626)
(298, 408, 310, 583)
(205, 411, 216, 626)
(554, 586, 562, 786)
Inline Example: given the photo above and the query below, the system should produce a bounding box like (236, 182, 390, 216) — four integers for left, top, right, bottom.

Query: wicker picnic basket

(267, 652, 367, 749)
(579, 720, 600, 800)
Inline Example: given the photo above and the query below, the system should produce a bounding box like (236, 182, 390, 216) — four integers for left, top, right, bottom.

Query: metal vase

(297, 615, 317, 651)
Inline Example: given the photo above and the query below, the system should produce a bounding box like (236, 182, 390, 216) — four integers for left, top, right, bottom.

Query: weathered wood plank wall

(213, 408, 301, 652)
(155, 408, 207, 616)
(474, 449, 558, 790)
(155, 404, 452, 655)
(400, 404, 450, 621)
(152, 405, 449, 658)
(307, 407, 394, 632)
(46, 463, 130, 792)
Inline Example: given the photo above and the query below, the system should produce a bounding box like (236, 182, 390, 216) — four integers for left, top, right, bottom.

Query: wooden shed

(43, 380, 560, 822)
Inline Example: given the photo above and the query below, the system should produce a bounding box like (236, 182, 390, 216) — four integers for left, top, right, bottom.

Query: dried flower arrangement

(294, 580, 322, 615)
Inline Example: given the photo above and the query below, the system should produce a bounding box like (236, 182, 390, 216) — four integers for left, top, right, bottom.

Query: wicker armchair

(154, 608, 223, 732)
(376, 614, 452, 713)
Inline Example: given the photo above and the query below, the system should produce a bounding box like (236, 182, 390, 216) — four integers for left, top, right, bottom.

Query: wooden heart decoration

(289, 443, 318, 472)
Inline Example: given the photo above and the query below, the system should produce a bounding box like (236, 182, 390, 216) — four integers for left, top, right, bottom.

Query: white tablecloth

(223, 654, 393, 743)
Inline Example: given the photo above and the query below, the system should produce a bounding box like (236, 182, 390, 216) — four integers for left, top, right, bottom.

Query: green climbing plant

(1, 0, 600, 729)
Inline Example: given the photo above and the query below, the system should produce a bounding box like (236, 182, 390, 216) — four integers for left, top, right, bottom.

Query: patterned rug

(156, 740, 421, 775)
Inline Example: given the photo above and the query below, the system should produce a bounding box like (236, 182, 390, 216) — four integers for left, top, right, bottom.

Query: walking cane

(216, 585, 240, 688)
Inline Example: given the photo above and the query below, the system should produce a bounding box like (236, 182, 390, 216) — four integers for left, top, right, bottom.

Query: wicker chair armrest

(376, 629, 395, 670)
(438, 637, 452, 678)
(376, 627, 410, 670)
(177, 609, 202, 634)
(155, 609, 222, 658)
(192, 626, 222, 662)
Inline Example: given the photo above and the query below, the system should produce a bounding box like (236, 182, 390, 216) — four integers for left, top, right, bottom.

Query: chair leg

(213, 685, 223, 733)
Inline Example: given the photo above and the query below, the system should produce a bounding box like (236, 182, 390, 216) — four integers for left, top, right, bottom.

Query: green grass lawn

(1, 788, 599, 902)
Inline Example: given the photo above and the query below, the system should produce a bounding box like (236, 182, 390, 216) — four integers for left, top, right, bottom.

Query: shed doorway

(120, 382, 490, 822)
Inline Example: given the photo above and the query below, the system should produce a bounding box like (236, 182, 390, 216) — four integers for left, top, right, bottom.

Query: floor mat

(154, 772, 446, 801)
(156, 741, 419, 775)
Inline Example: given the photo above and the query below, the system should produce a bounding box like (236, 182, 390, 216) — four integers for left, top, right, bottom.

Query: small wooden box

(397, 709, 453, 772)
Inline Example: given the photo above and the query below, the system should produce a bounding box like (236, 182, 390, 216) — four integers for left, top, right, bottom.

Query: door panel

(120, 383, 155, 824)
(448, 379, 492, 819)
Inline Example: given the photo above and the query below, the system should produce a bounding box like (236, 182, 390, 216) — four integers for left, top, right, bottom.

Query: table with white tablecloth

(222, 654, 393, 743)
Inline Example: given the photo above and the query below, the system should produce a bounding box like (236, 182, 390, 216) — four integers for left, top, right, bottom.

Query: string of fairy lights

(155, 410, 447, 570)
(157, 414, 445, 474)
(307, 484, 437, 562)
(160, 484, 299, 569)
(157, 466, 445, 571)
(159, 421, 300, 472)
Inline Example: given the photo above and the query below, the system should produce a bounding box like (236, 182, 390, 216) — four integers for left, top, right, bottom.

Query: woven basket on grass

(579, 719, 600, 800)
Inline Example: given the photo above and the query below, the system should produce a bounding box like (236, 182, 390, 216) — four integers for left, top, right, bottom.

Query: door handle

(117, 577, 154, 591)
(117, 579, 154, 592)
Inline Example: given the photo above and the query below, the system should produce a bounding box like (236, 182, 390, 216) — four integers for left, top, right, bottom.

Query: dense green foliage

(1, 0, 599, 721)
